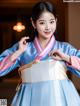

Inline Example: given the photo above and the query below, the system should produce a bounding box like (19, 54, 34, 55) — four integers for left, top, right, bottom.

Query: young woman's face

(34, 11, 57, 39)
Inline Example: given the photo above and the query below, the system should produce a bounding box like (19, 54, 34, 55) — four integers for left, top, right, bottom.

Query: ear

(30, 17, 36, 29)
(55, 18, 57, 23)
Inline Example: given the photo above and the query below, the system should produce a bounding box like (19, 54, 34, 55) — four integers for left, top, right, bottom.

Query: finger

(24, 36, 31, 43)
(20, 37, 30, 44)
(49, 51, 54, 56)
(49, 50, 58, 56)
(21, 36, 29, 42)
(51, 55, 61, 61)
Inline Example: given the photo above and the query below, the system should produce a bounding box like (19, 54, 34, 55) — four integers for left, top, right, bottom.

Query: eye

(50, 21, 55, 24)
(39, 22, 44, 24)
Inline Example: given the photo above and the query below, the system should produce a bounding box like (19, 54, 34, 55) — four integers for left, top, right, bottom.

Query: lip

(44, 31, 51, 34)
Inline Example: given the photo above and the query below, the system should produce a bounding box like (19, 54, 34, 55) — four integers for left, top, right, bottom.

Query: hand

(49, 50, 70, 63)
(18, 36, 29, 53)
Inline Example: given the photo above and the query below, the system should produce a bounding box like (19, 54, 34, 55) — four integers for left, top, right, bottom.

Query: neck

(38, 36, 51, 49)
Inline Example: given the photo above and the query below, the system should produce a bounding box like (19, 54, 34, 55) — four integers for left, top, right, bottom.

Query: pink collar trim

(34, 35, 55, 60)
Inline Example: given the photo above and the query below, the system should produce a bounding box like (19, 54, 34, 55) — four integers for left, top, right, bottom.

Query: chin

(43, 36, 52, 39)
(45, 34, 52, 38)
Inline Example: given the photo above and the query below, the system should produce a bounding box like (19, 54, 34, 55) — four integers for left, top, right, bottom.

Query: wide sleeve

(0, 43, 21, 77)
(64, 43, 80, 77)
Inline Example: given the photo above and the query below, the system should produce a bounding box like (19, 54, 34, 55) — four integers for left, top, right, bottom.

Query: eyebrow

(38, 18, 55, 22)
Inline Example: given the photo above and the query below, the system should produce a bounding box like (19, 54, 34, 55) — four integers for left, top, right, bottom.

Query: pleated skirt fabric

(11, 79, 80, 106)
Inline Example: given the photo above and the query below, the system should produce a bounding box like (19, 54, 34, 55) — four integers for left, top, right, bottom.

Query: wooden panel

(0, 0, 41, 7)
(0, 0, 57, 7)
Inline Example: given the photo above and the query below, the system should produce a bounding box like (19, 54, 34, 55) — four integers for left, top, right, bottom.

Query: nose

(45, 23, 50, 31)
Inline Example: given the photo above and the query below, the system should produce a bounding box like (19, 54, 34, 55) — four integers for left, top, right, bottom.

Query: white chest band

(20, 60, 68, 83)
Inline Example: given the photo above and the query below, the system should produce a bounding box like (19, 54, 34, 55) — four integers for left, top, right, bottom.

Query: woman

(0, 1, 80, 106)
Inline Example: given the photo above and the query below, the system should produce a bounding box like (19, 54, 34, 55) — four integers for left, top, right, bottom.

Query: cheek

(51, 23, 56, 30)
(37, 26, 44, 32)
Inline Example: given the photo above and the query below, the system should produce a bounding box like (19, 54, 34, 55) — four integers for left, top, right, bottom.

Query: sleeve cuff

(67, 56, 80, 70)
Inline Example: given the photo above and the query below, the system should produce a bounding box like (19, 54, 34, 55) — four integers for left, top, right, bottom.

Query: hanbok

(0, 35, 80, 106)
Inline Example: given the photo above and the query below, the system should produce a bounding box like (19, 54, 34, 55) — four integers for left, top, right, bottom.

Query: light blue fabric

(11, 80, 80, 106)
(0, 39, 80, 106)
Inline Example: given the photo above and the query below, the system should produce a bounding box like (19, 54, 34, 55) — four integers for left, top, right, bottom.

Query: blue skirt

(11, 79, 80, 106)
